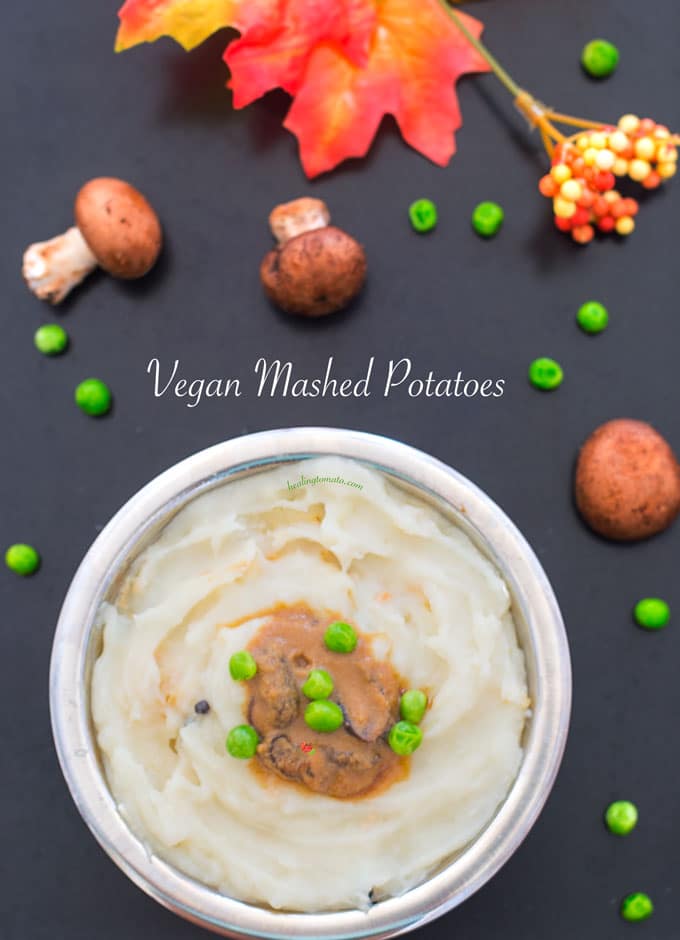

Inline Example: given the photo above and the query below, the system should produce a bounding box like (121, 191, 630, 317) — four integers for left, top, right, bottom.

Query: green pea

(226, 724, 259, 759)
(471, 201, 504, 238)
(605, 800, 638, 836)
(75, 378, 112, 417)
(324, 621, 358, 654)
(528, 357, 563, 391)
(34, 323, 69, 356)
(399, 689, 427, 724)
(302, 668, 334, 700)
(388, 720, 423, 756)
(304, 699, 344, 733)
(620, 892, 654, 923)
(229, 650, 258, 680)
(577, 301, 609, 334)
(409, 198, 438, 233)
(581, 39, 619, 79)
(5, 543, 41, 576)
(634, 598, 670, 630)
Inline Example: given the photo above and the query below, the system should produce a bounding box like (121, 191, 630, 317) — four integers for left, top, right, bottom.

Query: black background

(2, 1, 679, 937)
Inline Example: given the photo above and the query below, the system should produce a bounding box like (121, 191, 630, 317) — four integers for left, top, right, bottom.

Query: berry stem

(546, 111, 608, 131)
(443, 2, 612, 155)
(442, 3, 522, 98)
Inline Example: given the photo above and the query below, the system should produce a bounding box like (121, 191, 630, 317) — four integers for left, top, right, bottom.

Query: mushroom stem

(23, 227, 98, 305)
(269, 198, 331, 246)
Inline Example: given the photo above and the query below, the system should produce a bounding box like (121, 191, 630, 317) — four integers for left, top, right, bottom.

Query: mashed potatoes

(92, 457, 528, 912)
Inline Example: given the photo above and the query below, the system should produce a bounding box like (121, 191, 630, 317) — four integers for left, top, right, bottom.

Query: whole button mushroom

(575, 418, 680, 541)
(23, 178, 162, 304)
(260, 197, 367, 317)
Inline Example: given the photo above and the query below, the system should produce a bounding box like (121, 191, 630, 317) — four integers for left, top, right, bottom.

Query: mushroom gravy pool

(91, 457, 529, 912)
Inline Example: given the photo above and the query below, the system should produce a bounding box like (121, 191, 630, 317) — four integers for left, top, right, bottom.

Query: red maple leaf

(116, 0, 489, 177)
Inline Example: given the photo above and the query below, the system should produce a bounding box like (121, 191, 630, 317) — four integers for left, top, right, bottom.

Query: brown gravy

(244, 604, 408, 799)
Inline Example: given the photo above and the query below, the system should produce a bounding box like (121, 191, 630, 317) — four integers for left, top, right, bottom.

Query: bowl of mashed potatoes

(50, 428, 571, 939)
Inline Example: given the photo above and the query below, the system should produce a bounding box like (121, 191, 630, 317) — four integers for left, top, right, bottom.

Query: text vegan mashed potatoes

(92, 458, 528, 912)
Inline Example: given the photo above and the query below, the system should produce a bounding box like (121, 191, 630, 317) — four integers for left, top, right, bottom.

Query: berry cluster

(538, 115, 678, 243)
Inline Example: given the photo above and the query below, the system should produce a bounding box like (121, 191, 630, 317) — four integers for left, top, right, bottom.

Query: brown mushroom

(260, 197, 367, 317)
(575, 418, 680, 541)
(23, 177, 162, 304)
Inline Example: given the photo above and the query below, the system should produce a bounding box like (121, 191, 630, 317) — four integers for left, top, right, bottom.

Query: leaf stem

(441, 2, 522, 98)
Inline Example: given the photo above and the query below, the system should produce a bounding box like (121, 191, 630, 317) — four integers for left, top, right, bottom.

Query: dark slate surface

(1, 0, 679, 937)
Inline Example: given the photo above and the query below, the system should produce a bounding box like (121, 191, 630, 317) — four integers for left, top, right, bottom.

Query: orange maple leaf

(116, 0, 489, 177)
(226, 0, 377, 108)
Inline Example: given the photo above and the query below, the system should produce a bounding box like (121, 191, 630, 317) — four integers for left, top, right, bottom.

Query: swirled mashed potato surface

(92, 458, 528, 912)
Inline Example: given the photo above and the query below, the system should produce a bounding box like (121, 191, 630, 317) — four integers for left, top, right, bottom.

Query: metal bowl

(50, 428, 571, 940)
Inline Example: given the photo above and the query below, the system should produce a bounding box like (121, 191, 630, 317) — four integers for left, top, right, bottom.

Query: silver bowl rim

(50, 427, 571, 940)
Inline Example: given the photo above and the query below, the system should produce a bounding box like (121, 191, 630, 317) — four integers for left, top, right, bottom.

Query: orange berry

(554, 196, 577, 219)
(658, 162, 677, 179)
(609, 130, 630, 153)
(597, 216, 616, 233)
(572, 224, 595, 244)
(572, 207, 591, 227)
(638, 118, 656, 136)
(623, 198, 639, 217)
(616, 216, 636, 236)
(618, 114, 640, 135)
(612, 158, 629, 177)
(611, 200, 629, 219)
(551, 163, 572, 184)
(604, 190, 621, 204)
(642, 171, 662, 189)
(561, 179, 582, 201)
(539, 174, 557, 197)
(554, 215, 573, 232)
(656, 144, 677, 163)
(595, 171, 615, 192)
(595, 149, 616, 171)
(593, 196, 610, 217)
(654, 125, 670, 139)
(629, 159, 651, 181)
(634, 137, 656, 161)
(578, 189, 596, 209)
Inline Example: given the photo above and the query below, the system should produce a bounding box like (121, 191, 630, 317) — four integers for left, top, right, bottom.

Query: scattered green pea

(408, 198, 438, 233)
(634, 598, 670, 630)
(34, 323, 69, 356)
(302, 668, 334, 700)
(229, 650, 258, 680)
(75, 378, 112, 417)
(5, 543, 41, 576)
(324, 621, 358, 654)
(620, 893, 654, 923)
(399, 689, 427, 724)
(226, 724, 259, 759)
(605, 800, 638, 836)
(304, 699, 344, 733)
(471, 201, 504, 238)
(388, 720, 423, 756)
(581, 39, 620, 79)
(577, 301, 609, 334)
(528, 357, 564, 391)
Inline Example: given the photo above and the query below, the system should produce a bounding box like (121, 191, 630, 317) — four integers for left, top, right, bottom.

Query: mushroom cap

(260, 226, 367, 317)
(575, 418, 680, 541)
(74, 178, 162, 279)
